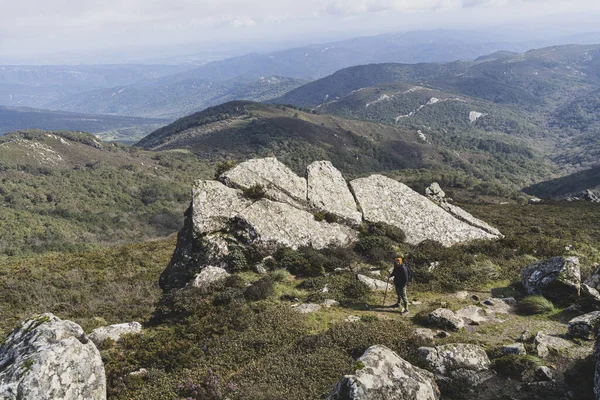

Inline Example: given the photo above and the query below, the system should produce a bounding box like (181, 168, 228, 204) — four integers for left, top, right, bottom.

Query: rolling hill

(136, 101, 554, 190)
(523, 166, 600, 199)
(0, 106, 168, 143)
(274, 44, 600, 169)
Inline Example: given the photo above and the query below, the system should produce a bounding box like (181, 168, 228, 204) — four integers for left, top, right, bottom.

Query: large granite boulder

(585, 265, 600, 290)
(329, 345, 440, 400)
(191, 180, 251, 235)
(89, 322, 142, 346)
(357, 274, 389, 292)
(350, 175, 498, 246)
(417, 343, 491, 387)
(439, 202, 502, 237)
(0, 314, 106, 400)
(238, 199, 357, 250)
(568, 311, 600, 339)
(307, 161, 362, 226)
(221, 157, 307, 208)
(520, 256, 581, 301)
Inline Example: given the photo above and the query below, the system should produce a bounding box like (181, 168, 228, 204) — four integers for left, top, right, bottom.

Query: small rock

(567, 311, 600, 339)
(471, 295, 480, 301)
(189, 266, 230, 289)
(454, 291, 470, 300)
(415, 328, 437, 342)
(89, 322, 142, 346)
(535, 366, 554, 382)
(254, 264, 267, 274)
(295, 303, 322, 314)
(429, 308, 464, 331)
(534, 331, 573, 358)
(322, 299, 339, 308)
(520, 330, 533, 342)
(345, 316, 361, 323)
(503, 343, 527, 356)
(412, 301, 423, 305)
(321, 285, 329, 293)
(456, 305, 488, 325)
(437, 331, 450, 338)
(128, 368, 148, 377)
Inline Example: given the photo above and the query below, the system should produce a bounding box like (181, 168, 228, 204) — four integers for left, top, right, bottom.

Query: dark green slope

(523, 166, 600, 198)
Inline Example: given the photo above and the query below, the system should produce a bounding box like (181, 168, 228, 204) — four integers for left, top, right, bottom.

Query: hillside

(0, 130, 213, 256)
(136, 101, 554, 191)
(523, 166, 600, 199)
(0, 106, 168, 143)
(46, 76, 306, 119)
(274, 44, 600, 169)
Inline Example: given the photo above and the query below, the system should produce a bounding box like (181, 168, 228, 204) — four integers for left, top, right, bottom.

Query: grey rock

(415, 328, 437, 342)
(307, 161, 362, 226)
(594, 333, 600, 399)
(455, 305, 488, 325)
(425, 182, 445, 200)
(437, 331, 450, 339)
(345, 316, 361, 323)
(254, 264, 267, 274)
(585, 265, 600, 289)
(521, 256, 581, 301)
(0, 314, 106, 400)
(89, 322, 142, 346)
(357, 274, 389, 292)
(429, 308, 464, 331)
(221, 157, 307, 208)
(481, 297, 514, 316)
(568, 311, 600, 339)
(294, 303, 322, 314)
(322, 299, 340, 308)
(329, 345, 440, 400)
(503, 343, 527, 356)
(534, 331, 573, 358)
(580, 284, 600, 311)
(439, 202, 503, 236)
(528, 197, 542, 204)
(417, 343, 491, 388)
(199, 233, 231, 267)
(535, 366, 554, 382)
(191, 180, 251, 235)
(520, 330, 534, 342)
(566, 189, 600, 203)
(238, 199, 358, 250)
(189, 266, 230, 289)
(453, 291, 470, 300)
(350, 175, 498, 246)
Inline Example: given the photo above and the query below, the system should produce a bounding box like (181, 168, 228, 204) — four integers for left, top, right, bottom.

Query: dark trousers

(395, 283, 408, 310)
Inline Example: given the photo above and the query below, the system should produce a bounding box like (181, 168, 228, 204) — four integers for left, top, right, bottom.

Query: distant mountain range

(0, 106, 167, 144)
(2, 29, 581, 120)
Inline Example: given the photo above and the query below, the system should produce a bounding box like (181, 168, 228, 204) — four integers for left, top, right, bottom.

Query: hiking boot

(390, 303, 400, 308)
(401, 309, 409, 315)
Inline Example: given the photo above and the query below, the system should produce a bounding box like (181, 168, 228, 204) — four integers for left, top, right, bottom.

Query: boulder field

(160, 157, 501, 290)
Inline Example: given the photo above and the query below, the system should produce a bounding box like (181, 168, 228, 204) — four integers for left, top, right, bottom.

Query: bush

(354, 235, 396, 265)
(361, 222, 406, 243)
(226, 248, 249, 272)
(242, 184, 267, 200)
(299, 273, 372, 303)
(518, 296, 554, 315)
(244, 277, 275, 301)
(491, 355, 543, 379)
(275, 247, 325, 277)
(214, 160, 237, 178)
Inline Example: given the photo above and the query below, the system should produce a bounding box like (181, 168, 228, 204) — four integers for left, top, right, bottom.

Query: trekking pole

(382, 271, 389, 307)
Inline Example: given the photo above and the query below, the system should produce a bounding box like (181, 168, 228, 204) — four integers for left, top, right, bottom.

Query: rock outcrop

(0, 314, 106, 400)
(585, 265, 600, 290)
(520, 257, 581, 301)
(439, 202, 502, 237)
(221, 157, 307, 208)
(566, 189, 600, 203)
(329, 345, 440, 400)
(534, 332, 573, 358)
(357, 274, 390, 292)
(425, 182, 445, 201)
(307, 161, 362, 226)
(89, 322, 142, 346)
(160, 158, 501, 290)
(417, 343, 491, 387)
(350, 175, 499, 246)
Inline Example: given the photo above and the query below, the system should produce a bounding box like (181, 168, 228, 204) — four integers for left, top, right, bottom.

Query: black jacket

(390, 264, 409, 286)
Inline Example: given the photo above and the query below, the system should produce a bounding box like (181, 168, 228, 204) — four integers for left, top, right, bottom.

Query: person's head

(395, 257, 403, 266)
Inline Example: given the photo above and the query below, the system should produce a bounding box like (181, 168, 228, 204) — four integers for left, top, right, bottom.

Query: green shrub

(275, 247, 325, 277)
(244, 277, 275, 301)
(361, 222, 406, 243)
(214, 160, 237, 178)
(491, 355, 543, 379)
(242, 184, 267, 200)
(226, 248, 249, 272)
(269, 269, 291, 283)
(299, 273, 372, 303)
(518, 296, 554, 315)
(214, 288, 244, 306)
(354, 235, 396, 265)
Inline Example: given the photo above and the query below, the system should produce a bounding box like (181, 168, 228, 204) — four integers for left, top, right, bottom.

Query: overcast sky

(2, 0, 600, 63)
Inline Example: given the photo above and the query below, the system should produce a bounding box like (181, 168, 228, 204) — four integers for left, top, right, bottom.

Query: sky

(2, 0, 600, 63)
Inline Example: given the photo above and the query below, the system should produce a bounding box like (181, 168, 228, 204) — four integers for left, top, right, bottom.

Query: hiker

(389, 257, 409, 314)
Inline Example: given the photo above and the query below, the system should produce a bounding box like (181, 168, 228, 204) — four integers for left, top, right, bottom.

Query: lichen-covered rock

(191, 180, 251, 235)
(568, 311, 600, 339)
(429, 308, 464, 331)
(294, 303, 322, 314)
(89, 322, 142, 346)
(417, 343, 491, 388)
(221, 157, 307, 208)
(357, 274, 389, 292)
(580, 284, 600, 311)
(534, 331, 573, 358)
(439, 202, 503, 237)
(237, 199, 357, 249)
(585, 265, 600, 289)
(520, 256, 581, 301)
(455, 305, 488, 325)
(189, 266, 230, 289)
(329, 345, 440, 400)
(307, 161, 362, 226)
(0, 314, 106, 400)
(350, 175, 498, 246)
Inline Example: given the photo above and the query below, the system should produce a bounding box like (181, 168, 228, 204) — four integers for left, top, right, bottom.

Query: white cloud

(231, 16, 257, 28)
